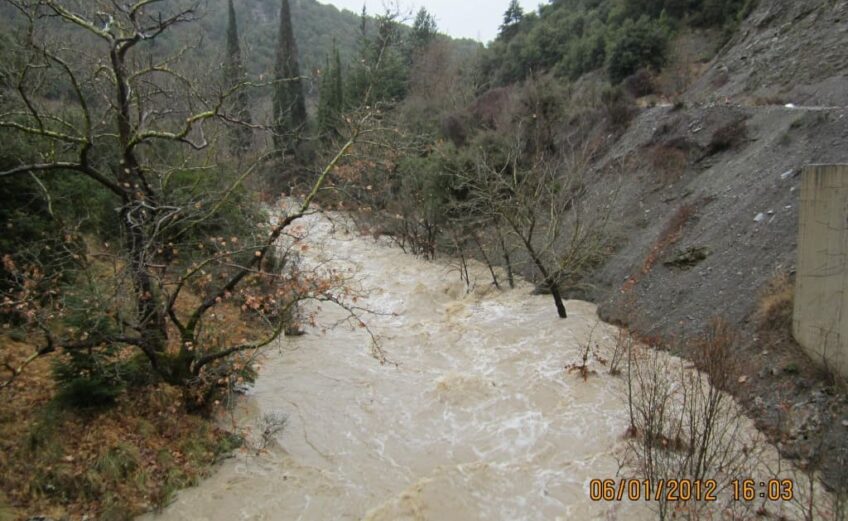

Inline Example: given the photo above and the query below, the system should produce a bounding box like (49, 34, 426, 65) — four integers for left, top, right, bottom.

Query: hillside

(199, 0, 366, 76)
(197, 0, 480, 85)
(0, 0, 480, 97)
(559, 0, 848, 490)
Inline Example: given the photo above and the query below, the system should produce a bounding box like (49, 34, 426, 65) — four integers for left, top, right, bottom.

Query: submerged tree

(272, 0, 307, 154)
(224, 0, 253, 155)
(459, 133, 615, 319)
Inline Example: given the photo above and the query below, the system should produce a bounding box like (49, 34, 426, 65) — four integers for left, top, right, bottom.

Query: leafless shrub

(469, 87, 515, 130)
(565, 323, 606, 381)
(441, 114, 468, 147)
(708, 119, 748, 154)
(650, 144, 688, 184)
(245, 412, 289, 456)
(623, 68, 656, 98)
(608, 328, 634, 377)
(621, 320, 762, 520)
(601, 86, 635, 130)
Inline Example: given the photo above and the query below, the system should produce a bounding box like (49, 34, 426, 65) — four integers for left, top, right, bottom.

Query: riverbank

(0, 336, 241, 521)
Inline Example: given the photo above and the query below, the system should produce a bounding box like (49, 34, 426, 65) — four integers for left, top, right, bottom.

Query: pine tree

(346, 5, 371, 105)
(272, 0, 307, 154)
(499, 0, 524, 41)
(371, 14, 407, 101)
(407, 7, 437, 63)
(345, 8, 407, 105)
(223, 0, 252, 156)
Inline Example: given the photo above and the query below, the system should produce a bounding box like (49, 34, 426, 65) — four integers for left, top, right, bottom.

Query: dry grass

(649, 144, 689, 185)
(756, 271, 794, 334)
(707, 119, 748, 154)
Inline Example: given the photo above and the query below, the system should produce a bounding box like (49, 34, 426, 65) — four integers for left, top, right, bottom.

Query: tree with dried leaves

(0, 0, 372, 409)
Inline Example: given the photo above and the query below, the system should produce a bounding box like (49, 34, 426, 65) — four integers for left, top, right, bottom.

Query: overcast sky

(315, 0, 542, 43)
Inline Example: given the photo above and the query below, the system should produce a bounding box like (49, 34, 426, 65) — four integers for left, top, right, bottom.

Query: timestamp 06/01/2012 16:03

(588, 479, 796, 503)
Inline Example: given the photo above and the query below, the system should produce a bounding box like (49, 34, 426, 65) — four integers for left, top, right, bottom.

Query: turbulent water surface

(139, 209, 664, 520)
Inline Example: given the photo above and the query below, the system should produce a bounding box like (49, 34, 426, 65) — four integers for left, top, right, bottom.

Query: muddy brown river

(140, 209, 819, 521)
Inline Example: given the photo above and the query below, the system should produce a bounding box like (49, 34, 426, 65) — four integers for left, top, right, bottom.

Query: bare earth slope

(576, 0, 848, 489)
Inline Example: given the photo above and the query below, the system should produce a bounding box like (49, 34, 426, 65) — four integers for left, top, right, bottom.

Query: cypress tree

(272, 0, 307, 154)
(317, 40, 345, 138)
(332, 42, 344, 113)
(223, 0, 252, 155)
(317, 54, 334, 135)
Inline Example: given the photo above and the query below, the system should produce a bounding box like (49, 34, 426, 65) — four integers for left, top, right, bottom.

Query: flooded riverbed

(140, 210, 817, 521)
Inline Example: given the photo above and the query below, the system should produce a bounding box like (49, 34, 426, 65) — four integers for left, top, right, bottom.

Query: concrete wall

(793, 164, 848, 378)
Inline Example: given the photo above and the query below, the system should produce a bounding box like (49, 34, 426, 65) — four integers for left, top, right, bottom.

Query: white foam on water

(139, 210, 823, 521)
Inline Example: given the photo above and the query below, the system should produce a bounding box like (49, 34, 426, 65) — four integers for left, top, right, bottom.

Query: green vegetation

(224, 0, 254, 155)
(317, 41, 345, 137)
(273, 0, 308, 154)
(480, 0, 755, 86)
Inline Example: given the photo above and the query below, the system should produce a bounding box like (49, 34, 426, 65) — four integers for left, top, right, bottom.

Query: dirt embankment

(575, 0, 848, 491)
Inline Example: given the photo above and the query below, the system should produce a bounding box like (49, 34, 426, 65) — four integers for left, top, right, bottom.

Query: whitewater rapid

(140, 208, 818, 520)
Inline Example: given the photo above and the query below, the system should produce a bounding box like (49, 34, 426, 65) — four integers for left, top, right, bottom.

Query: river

(139, 209, 814, 520)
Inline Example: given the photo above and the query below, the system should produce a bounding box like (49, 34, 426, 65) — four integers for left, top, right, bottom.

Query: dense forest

(482, 0, 756, 84)
(1, 0, 846, 519)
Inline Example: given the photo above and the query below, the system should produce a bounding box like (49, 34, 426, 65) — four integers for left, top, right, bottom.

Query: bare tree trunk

(472, 232, 500, 289)
(517, 229, 567, 319)
(111, 40, 169, 370)
(497, 226, 515, 289)
(549, 284, 567, 319)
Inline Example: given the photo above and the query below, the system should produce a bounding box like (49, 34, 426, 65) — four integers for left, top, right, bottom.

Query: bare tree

(458, 132, 615, 318)
(0, 0, 373, 407)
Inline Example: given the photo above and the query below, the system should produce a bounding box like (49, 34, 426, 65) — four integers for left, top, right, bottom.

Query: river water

(139, 210, 812, 520)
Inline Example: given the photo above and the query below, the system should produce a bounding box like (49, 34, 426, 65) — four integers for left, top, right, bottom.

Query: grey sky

(315, 0, 542, 43)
